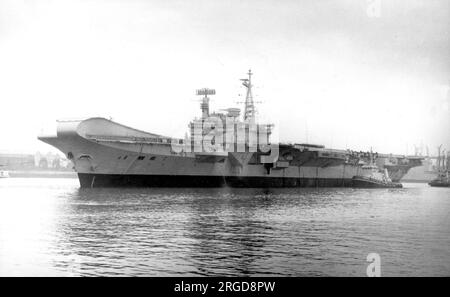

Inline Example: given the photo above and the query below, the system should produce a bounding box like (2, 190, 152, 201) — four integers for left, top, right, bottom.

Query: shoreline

(8, 170, 77, 178)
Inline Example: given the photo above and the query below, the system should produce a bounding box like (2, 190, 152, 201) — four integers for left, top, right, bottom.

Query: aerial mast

(241, 69, 256, 123)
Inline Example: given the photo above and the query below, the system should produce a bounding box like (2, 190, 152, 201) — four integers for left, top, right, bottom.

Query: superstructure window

(137, 156, 145, 160)
(149, 156, 156, 160)
(123, 156, 128, 160)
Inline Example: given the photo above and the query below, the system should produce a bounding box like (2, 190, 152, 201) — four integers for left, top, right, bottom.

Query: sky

(0, 0, 449, 156)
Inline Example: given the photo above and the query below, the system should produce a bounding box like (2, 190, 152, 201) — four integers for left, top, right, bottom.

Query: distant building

(0, 152, 72, 170)
(0, 153, 35, 170)
(34, 152, 72, 169)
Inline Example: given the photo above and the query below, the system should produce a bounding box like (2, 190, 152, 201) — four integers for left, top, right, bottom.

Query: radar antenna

(196, 88, 215, 119)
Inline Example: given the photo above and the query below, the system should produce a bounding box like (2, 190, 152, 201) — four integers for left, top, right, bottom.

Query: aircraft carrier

(38, 70, 422, 188)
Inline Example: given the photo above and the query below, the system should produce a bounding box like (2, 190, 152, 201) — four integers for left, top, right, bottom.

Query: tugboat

(352, 153, 402, 188)
(352, 165, 402, 188)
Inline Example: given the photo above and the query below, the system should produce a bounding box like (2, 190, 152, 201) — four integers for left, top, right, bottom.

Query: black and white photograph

(0, 0, 449, 284)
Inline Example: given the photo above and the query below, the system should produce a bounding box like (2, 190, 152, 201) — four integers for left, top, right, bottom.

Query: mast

(447, 151, 450, 172)
(241, 69, 255, 123)
(445, 149, 448, 172)
(437, 145, 442, 172)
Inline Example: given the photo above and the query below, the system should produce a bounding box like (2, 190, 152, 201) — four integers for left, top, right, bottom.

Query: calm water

(0, 178, 449, 276)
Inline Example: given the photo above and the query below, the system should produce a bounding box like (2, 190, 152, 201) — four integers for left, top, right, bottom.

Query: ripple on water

(0, 179, 449, 276)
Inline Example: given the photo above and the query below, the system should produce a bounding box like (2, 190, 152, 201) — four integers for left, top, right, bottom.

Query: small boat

(429, 147, 450, 187)
(352, 165, 402, 188)
(428, 171, 450, 187)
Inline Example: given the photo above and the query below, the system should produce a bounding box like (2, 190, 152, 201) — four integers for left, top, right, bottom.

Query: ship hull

(78, 173, 355, 188)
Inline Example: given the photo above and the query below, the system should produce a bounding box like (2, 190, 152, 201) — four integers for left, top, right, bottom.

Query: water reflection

(183, 190, 274, 276)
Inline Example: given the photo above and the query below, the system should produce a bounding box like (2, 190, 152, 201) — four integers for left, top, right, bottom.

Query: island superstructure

(38, 70, 422, 188)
